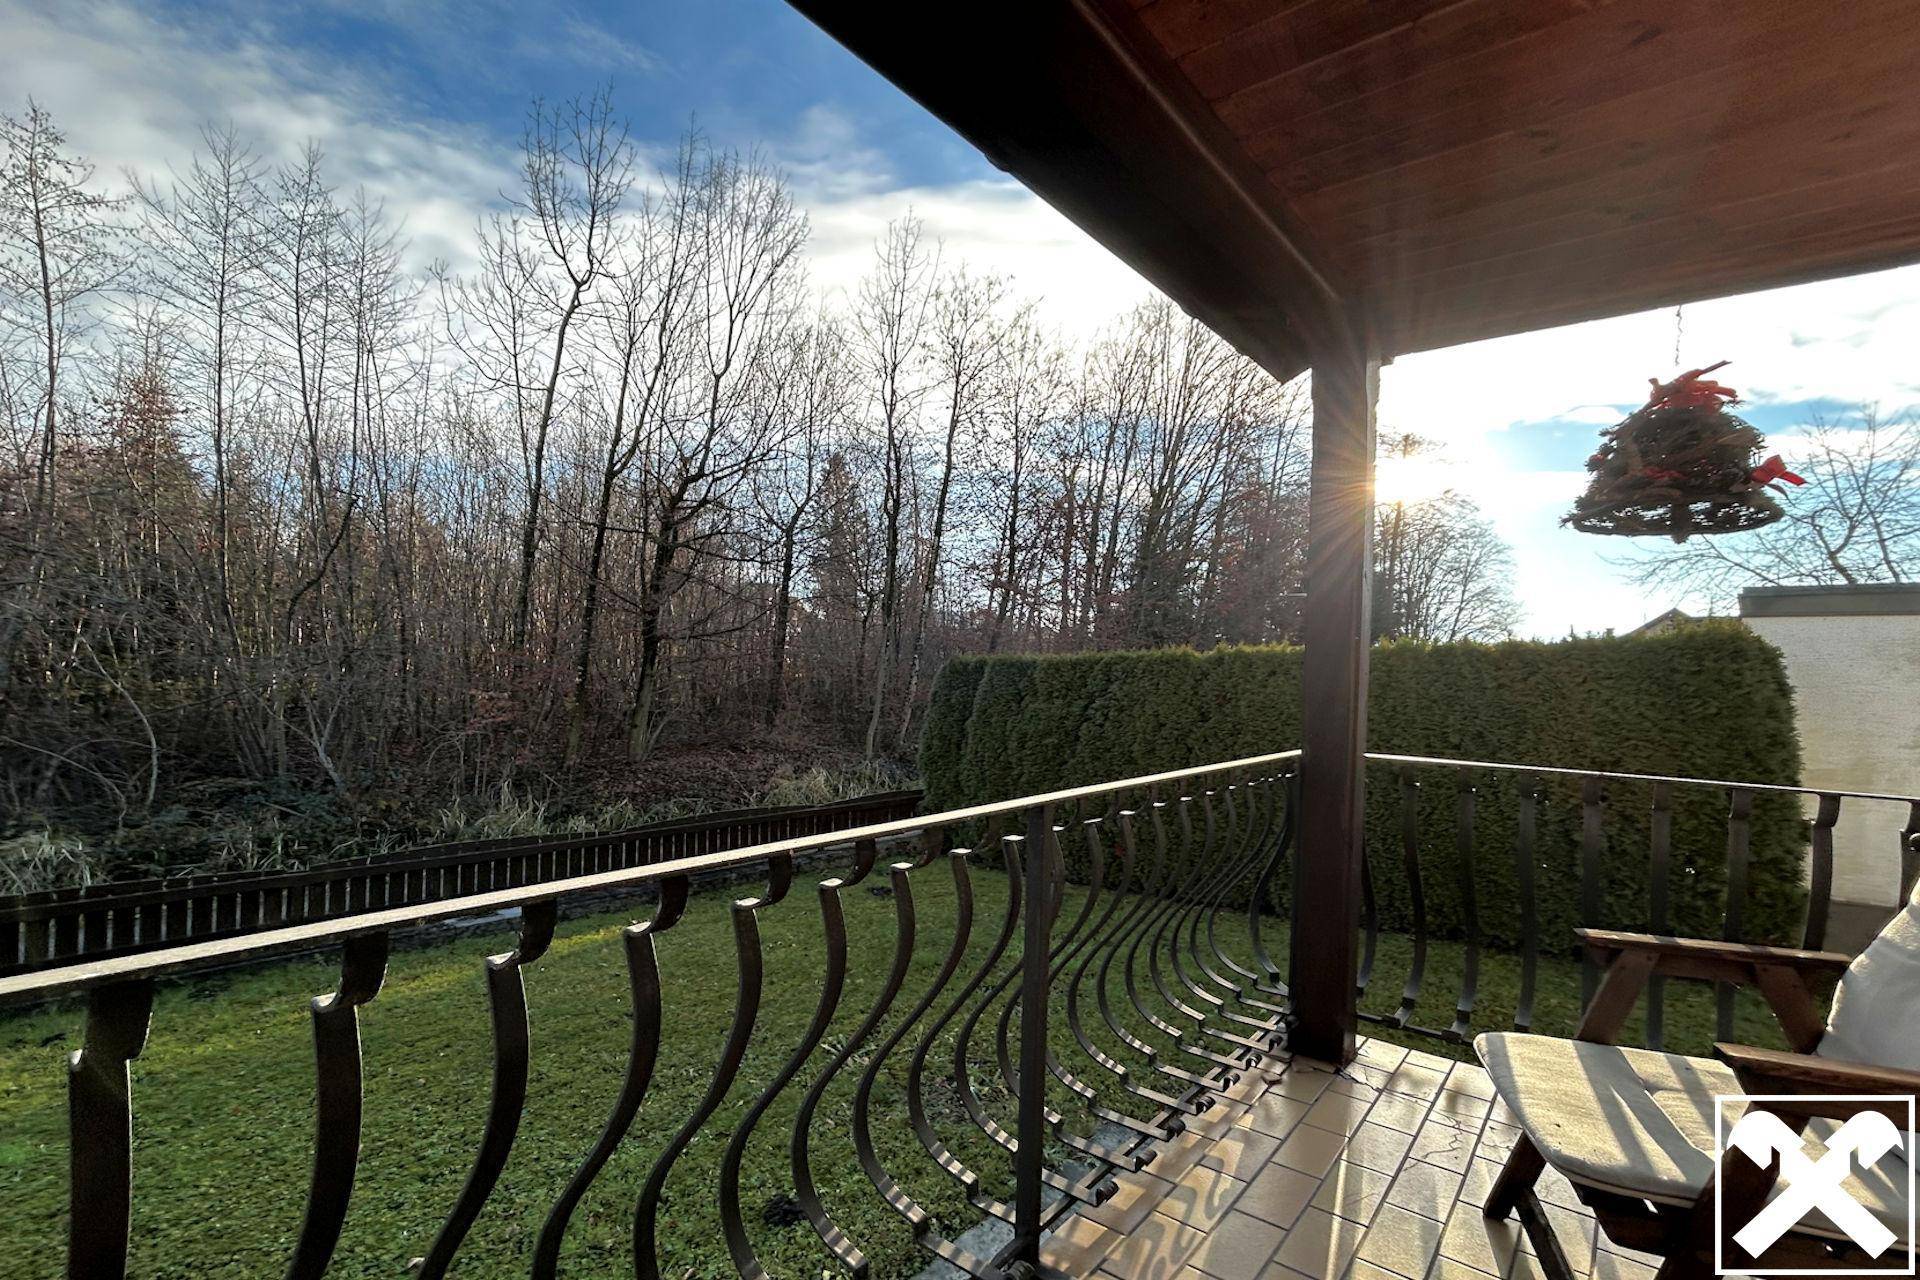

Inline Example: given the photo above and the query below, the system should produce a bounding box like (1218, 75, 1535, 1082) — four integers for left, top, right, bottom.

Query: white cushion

(1475, 1032, 1909, 1243)
(1820, 877, 1920, 1072)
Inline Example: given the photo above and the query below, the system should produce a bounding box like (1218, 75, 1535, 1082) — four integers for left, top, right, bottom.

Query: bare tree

(623, 143, 806, 758)
(981, 311, 1066, 652)
(1373, 433, 1520, 643)
(1628, 408, 1920, 600)
(852, 214, 935, 757)
(896, 267, 1016, 747)
(0, 101, 121, 684)
(131, 126, 269, 688)
(758, 309, 851, 724)
(566, 151, 700, 759)
(496, 90, 634, 651)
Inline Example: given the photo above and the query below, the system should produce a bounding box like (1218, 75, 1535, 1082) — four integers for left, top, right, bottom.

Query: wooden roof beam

(788, 0, 1351, 381)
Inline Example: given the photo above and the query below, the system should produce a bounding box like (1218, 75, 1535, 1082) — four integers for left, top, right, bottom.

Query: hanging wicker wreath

(1563, 361, 1804, 543)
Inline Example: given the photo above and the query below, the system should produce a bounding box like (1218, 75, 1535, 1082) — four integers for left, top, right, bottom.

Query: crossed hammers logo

(1726, 1110, 1904, 1259)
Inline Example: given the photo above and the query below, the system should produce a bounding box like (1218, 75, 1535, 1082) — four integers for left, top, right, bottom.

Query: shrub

(920, 623, 1806, 948)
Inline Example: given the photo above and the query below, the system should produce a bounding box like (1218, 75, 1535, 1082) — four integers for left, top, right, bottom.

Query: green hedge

(920, 624, 1807, 950)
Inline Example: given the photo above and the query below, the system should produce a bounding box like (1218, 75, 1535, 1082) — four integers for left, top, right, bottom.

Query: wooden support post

(1289, 315, 1378, 1066)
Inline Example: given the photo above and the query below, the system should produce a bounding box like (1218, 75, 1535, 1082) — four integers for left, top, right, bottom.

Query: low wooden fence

(0, 790, 923, 975)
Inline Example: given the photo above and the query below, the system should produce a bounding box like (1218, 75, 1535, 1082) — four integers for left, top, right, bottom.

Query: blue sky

(7, 0, 1919, 638)
(132, 0, 981, 187)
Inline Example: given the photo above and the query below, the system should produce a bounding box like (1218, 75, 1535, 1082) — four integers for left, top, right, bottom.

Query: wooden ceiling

(790, 0, 1920, 381)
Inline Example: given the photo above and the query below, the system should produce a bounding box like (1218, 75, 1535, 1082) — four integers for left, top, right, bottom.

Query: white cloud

(548, 15, 666, 75)
(0, 0, 517, 271)
(801, 179, 1154, 336)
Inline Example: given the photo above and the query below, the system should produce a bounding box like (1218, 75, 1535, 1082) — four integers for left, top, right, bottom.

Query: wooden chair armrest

(1573, 934, 1842, 1051)
(1576, 929, 1851, 979)
(1715, 1042, 1920, 1123)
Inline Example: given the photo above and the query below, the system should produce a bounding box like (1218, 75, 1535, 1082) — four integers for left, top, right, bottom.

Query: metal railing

(22, 747, 1917, 1278)
(1356, 754, 1920, 1049)
(12, 751, 1300, 1280)
(0, 790, 924, 975)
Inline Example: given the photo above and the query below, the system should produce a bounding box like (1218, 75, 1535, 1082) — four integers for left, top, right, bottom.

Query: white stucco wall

(1743, 610, 1920, 906)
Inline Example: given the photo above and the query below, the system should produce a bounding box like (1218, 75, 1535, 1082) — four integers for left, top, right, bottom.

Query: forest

(0, 92, 1520, 879)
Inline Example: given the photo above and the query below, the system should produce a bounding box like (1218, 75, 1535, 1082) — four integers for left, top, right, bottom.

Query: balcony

(11, 749, 1915, 1279)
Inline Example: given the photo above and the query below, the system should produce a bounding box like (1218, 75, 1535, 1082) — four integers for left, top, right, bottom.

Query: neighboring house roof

(1740, 583, 1920, 618)
(1627, 608, 1697, 637)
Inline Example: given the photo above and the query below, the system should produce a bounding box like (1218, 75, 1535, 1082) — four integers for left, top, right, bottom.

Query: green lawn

(0, 865, 1805, 1280)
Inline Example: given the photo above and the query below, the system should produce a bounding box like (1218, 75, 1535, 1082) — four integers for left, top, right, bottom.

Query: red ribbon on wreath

(1646, 360, 1740, 411)
(1751, 454, 1806, 492)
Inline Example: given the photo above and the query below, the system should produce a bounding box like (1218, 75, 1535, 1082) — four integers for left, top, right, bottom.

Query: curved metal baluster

(1203, 778, 1275, 989)
(1151, 798, 1265, 1063)
(792, 862, 917, 1274)
(1051, 817, 1158, 1097)
(721, 879, 849, 1279)
(1393, 770, 1427, 1029)
(714, 833, 901, 1276)
(860, 852, 967, 1243)
(1644, 781, 1672, 1049)
(956, 841, 1056, 1154)
(1118, 796, 1180, 1031)
(1357, 843, 1380, 999)
(950, 837, 1030, 1158)
(855, 849, 994, 1262)
(1247, 770, 1296, 996)
(1803, 794, 1840, 950)
(1175, 786, 1236, 997)
(1100, 806, 1183, 1063)
(1124, 802, 1223, 1064)
(907, 835, 1019, 1215)
(1097, 796, 1220, 1088)
(1513, 779, 1541, 1034)
(1226, 776, 1291, 1005)
(1179, 788, 1242, 997)
(1159, 795, 1225, 1019)
(1162, 789, 1268, 1043)
(1147, 778, 1281, 1072)
(417, 900, 558, 1278)
(994, 815, 1100, 1095)
(1065, 809, 1146, 1077)
(287, 931, 390, 1280)
(998, 815, 1165, 1162)
(1449, 775, 1481, 1042)
(1578, 777, 1607, 1007)
(67, 979, 154, 1280)
(944, 835, 1110, 1204)
(1068, 802, 1208, 1105)
(1189, 778, 1287, 1024)
(1142, 799, 1212, 1029)
(531, 874, 689, 1280)
(634, 893, 768, 1280)
(1717, 788, 1754, 1041)
(1172, 789, 1278, 1055)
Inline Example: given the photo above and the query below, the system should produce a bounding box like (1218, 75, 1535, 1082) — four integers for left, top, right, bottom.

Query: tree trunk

(627, 509, 679, 760)
(766, 521, 800, 725)
(864, 434, 904, 758)
(896, 398, 962, 748)
(512, 288, 584, 650)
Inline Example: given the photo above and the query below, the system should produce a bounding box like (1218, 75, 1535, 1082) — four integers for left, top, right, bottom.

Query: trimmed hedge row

(920, 624, 1807, 949)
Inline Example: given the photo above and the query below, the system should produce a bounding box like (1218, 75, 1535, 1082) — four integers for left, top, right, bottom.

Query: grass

(0, 862, 1807, 1280)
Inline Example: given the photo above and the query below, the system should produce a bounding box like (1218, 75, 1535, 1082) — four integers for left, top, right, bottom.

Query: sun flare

(1373, 451, 1457, 506)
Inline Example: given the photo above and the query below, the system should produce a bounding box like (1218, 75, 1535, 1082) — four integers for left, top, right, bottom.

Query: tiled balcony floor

(1039, 1036, 1656, 1280)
